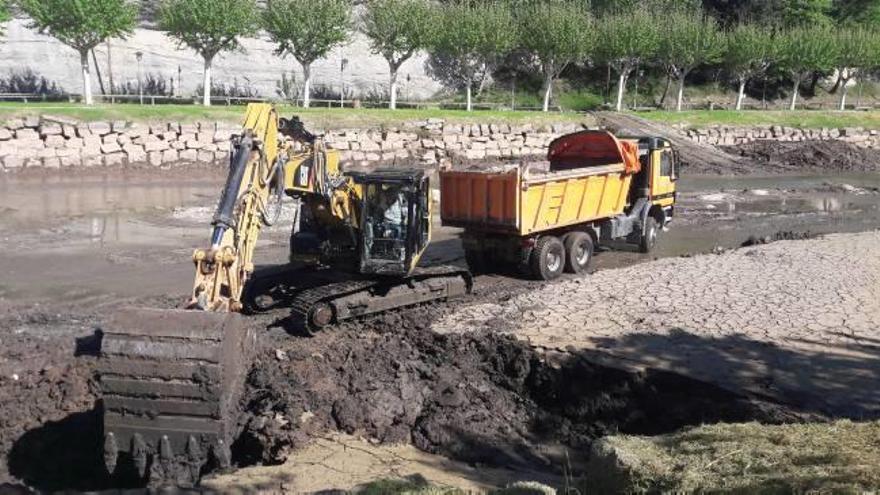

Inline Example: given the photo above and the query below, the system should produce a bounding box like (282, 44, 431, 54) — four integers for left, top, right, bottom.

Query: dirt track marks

(432, 231, 880, 417)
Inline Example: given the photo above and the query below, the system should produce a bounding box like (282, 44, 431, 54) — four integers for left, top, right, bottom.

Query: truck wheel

(465, 248, 488, 274)
(563, 232, 593, 274)
(530, 236, 565, 281)
(639, 217, 659, 253)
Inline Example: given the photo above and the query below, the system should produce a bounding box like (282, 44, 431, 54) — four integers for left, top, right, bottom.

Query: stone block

(39, 124, 63, 136)
(148, 151, 163, 166)
(83, 156, 103, 167)
(186, 139, 205, 150)
(0, 128, 11, 140)
(88, 121, 112, 136)
(25, 157, 42, 168)
(62, 125, 77, 139)
(111, 121, 128, 133)
(179, 149, 198, 162)
(17, 139, 45, 150)
(24, 116, 40, 128)
(180, 123, 199, 135)
(2, 155, 23, 169)
(123, 144, 146, 163)
(56, 148, 80, 158)
(171, 141, 187, 150)
(36, 148, 57, 159)
(102, 133, 119, 144)
(60, 155, 82, 167)
(44, 135, 66, 148)
(15, 128, 38, 140)
(101, 142, 122, 154)
(464, 149, 485, 160)
(364, 152, 381, 161)
(197, 150, 216, 163)
(65, 137, 84, 149)
(144, 139, 169, 152)
(203, 143, 219, 152)
(6, 118, 24, 130)
(162, 149, 179, 163)
(104, 153, 125, 166)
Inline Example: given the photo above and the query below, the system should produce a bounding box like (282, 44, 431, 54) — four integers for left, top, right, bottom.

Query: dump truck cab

(627, 136, 678, 230)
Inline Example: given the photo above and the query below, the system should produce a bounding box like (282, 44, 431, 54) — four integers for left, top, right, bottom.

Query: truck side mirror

(671, 149, 680, 181)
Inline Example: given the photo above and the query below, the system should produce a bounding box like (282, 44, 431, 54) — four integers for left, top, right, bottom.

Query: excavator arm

(190, 103, 282, 312)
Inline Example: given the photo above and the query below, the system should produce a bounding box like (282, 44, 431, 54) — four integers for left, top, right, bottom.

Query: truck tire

(530, 236, 565, 281)
(639, 217, 659, 253)
(465, 248, 488, 274)
(563, 231, 593, 274)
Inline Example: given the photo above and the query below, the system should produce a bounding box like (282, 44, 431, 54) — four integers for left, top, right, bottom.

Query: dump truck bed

(440, 131, 640, 236)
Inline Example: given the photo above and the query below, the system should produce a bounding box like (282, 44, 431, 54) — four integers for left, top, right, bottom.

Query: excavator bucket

(98, 307, 256, 486)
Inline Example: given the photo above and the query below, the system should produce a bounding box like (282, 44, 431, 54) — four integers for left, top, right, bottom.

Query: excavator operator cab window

(364, 183, 411, 265)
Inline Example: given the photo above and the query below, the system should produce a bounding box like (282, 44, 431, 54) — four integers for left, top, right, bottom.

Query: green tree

(159, 0, 259, 106)
(832, 27, 880, 110)
(519, 1, 592, 112)
(0, 0, 10, 35)
(835, 0, 880, 25)
(594, 6, 660, 112)
(362, 0, 433, 109)
(777, 26, 837, 110)
(430, 1, 517, 111)
(18, 0, 137, 105)
(263, 0, 351, 108)
(724, 24, 776, 110)
(659, 9, 724, 111)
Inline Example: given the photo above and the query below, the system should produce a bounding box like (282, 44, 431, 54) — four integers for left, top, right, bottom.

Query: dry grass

(587, 420, 880, 493)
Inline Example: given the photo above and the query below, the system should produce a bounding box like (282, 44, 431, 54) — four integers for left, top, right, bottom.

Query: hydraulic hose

(211, 133, 254, 247)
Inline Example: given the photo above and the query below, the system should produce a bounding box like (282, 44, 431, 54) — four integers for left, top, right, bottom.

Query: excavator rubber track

(289, 265, 473, 333)
(98, 308, 257, 487)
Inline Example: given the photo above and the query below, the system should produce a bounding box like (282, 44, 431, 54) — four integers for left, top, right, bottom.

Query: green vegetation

(0, 102, 593, 128)
(724, 25, 775, 110)
(17, 0, 138, 105)
(158, 0, 259, 106)
(430, 2, 517, 112)
(586, 420, 880, 493)
(0, 0, 10, 35)
(660, 7, 725, 112)
(518, 1, 592, 112)
(361, 0, 434, 110)
(777, 26, 837, 110)
(262, 0, 351, 109)
(594, 6, 660, 112)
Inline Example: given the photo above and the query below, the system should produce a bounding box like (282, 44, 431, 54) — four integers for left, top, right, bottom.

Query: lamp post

(340, 57, 348, 108)
(135, 51, 144, 105)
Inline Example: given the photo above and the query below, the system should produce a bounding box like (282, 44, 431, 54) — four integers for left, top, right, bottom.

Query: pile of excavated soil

(722, 140, 880, 173)
(233, 306, 809, 475)
(0, 305, 102, 491)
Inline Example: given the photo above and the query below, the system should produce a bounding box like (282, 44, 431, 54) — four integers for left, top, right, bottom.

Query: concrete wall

(0, 17, 442, 101)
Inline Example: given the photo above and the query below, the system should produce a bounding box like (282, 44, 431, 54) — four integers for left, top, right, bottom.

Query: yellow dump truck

(440, 130, 677, 280)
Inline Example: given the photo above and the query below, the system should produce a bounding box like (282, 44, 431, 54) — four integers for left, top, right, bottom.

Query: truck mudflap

(98, 308, 257, 486)
(289, 265, 473, 334)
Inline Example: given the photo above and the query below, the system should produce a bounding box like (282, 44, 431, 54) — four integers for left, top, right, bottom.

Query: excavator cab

(352, 169, 431, 276)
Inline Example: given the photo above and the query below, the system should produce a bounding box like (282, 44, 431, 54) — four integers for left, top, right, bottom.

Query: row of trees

(1, 0, 879, 111)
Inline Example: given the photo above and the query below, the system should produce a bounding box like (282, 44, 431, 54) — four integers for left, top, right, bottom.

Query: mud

(722, 140, 880, 173)
(233, 311, 807, 476)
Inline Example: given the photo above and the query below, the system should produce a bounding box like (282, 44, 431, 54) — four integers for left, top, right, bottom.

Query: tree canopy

(362, 0, 434, 108)
(263, 0, 351, 107)
(724, 23, 776, 109)
(159, 0, 259, 105)
(18, 0, 138, 104)
(519, 0, 593, 111)
(659, 8, 724, 111)
(777, 26, 837, 109)
(594, 5, 660, 111)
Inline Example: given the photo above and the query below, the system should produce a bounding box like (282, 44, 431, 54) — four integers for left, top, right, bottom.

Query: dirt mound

(723, 140, 880, 173)
(234, 307, 810, 474)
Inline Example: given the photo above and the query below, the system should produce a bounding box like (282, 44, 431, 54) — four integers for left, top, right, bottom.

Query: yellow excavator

(98, 104, 472, 485)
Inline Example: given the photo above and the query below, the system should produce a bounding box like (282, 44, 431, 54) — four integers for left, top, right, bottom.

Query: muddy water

(1, 171, 878, 303)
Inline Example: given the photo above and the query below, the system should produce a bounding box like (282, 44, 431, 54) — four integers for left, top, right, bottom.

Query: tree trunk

(659, 70, 671, 108)
(465, 80, 473, 112)
(615, 71, 628, 112)
(675, 73, 687, 112)
(789, 76, 800, 111)
(735, 79, 746, 110)
(389, 64, 399, 110)
(839, 78, 850, 111)
(542, 72, 553, 112)
(302, 62, 312, 108)
(80, 50, 93, 105)
(202, 57, 213, 107)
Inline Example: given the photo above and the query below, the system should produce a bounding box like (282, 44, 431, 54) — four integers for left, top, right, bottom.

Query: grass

(587, 420, 880, 493)
(639, 109, 880, 129)
(0, 102, 593, 129)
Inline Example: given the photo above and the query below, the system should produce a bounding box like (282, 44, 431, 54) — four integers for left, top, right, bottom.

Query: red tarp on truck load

(547, 130, 641, 174)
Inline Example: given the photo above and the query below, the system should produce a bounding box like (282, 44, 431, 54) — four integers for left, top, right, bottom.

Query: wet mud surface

(0, 140, 879, 490)
(722, 140, 880, 173)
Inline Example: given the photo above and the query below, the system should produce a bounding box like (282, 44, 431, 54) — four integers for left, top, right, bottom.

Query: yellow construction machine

(98, 104, 471, 485)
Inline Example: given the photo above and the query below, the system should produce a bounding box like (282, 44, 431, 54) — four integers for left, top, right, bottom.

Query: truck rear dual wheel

(639, 217, 659, 253)
(563, 232, 594, 274)
(530, 236, 565, 281)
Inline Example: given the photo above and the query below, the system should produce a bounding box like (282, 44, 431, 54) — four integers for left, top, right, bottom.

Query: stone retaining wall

(0, 115, 588, 171)
(680, 124, 880, 148)
(5, 117, 880, 172)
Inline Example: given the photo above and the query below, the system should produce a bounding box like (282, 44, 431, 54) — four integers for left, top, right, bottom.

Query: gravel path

(433, 231, 880, 418)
